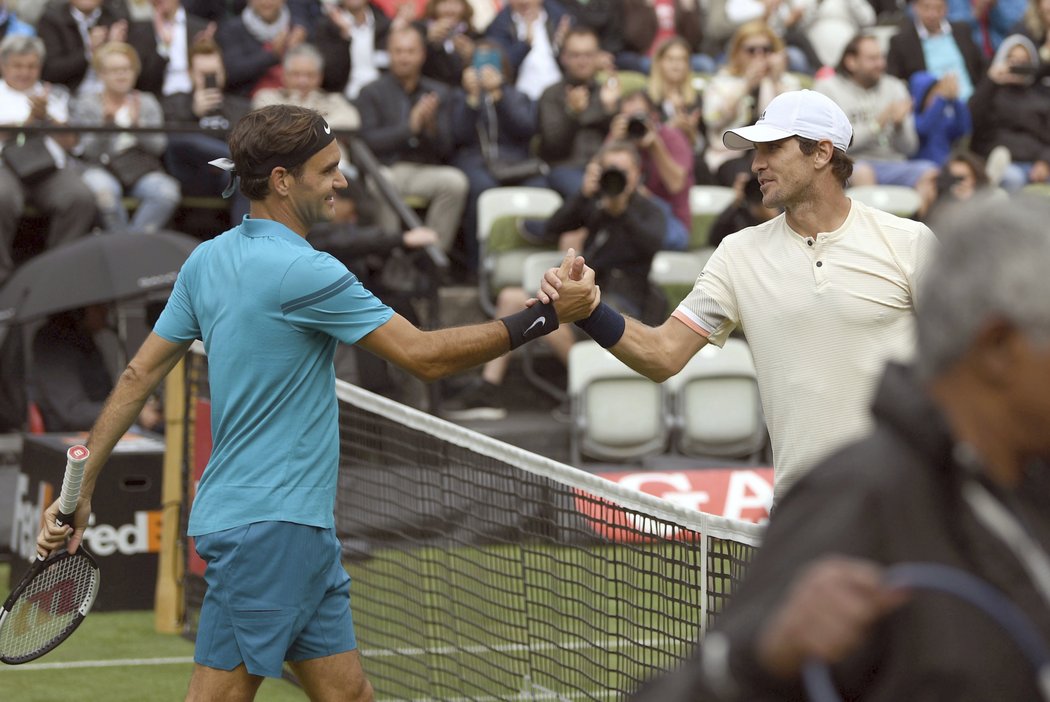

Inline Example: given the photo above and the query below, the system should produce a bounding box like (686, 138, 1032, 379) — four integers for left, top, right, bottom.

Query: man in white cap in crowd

(545, 89, 939, 500)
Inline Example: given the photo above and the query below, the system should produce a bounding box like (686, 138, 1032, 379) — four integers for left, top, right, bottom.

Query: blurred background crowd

(1, 0, 1047, 425)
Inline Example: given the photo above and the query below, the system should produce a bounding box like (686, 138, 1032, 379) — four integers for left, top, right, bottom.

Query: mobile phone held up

(203, 72, 218, 89)
(1009, 63, 1039, 76)
(473, 47, 501, 73)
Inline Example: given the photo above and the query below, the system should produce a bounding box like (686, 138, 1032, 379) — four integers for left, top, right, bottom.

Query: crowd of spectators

(2, 0, 1050, 417)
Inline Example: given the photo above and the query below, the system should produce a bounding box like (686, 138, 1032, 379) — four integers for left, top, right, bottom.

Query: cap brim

(723, 124, 797, 150)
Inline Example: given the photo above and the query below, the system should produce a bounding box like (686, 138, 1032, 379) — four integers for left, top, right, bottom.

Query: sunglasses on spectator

(742, 45, 774, 55)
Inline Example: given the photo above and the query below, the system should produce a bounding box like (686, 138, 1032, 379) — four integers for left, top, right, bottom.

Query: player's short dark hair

(228, 105, 319, 200)
(796, 136, 854, 187)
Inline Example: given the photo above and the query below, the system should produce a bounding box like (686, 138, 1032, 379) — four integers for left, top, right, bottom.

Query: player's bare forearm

(608, 316, 708, 383)
(81, 334, 191, 498)
(359, 314, 513, 382)
(364, 250, 597, 380)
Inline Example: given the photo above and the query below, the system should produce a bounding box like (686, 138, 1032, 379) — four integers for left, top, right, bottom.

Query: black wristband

(574, 302, 626, 348)
(500, 302, 559, 350)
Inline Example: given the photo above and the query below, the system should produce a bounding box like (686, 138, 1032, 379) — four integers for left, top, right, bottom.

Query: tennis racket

(0, 445, 100, 665)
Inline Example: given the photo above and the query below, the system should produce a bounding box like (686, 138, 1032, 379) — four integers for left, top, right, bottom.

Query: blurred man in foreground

(629, 196, 1050, 701)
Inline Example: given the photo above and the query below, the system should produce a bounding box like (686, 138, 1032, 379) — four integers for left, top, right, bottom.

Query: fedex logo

(11, 472, 161, 561)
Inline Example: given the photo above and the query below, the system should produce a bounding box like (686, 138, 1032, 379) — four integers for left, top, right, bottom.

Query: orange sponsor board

(574, 468, 773, 542)
(599, 468, 773, 522)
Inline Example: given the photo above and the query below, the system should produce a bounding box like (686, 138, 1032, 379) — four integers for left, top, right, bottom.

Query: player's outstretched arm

(606, 316, 708, 383)
(36, 333, 192, 556)
(359, 250, 598, 381)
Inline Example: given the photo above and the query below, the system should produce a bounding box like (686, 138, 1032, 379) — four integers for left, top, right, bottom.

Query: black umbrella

(0, 230, 199, 325)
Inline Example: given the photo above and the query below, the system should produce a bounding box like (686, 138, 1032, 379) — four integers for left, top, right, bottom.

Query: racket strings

(0, 554, 99, 662)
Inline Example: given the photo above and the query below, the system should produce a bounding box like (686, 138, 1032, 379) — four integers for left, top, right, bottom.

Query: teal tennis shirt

(154, 218, 393, 536)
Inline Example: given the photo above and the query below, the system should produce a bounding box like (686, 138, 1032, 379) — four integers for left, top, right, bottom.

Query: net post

(154, 357, 186, 634)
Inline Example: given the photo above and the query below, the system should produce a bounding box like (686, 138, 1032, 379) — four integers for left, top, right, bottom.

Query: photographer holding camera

(161, 37, 252, 223)
(607, 88, 694, 250)
(535, 26, 620, 198)
(444, 139, 665, 419)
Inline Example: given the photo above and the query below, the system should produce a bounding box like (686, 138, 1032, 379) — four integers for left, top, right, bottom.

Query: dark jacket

(630, 363, 1050, 702)
(886, 19, 986, 88)
(414, 20, 479, 87)
(355, 73, 457, 164)
(315, 4, 392, 94)
(560, 0, 624, 54)
(161, 90, 252, 129)
(214, 15, 300, 97)
(536, 78, 615, 167)
(483, 0, 568, 82)
(31, 314, 112, 433)
(968, 74, 1050, 162)
(620, 0, 703, 54)
(182, 0, 318, 28)
(450, 86, 538, 161)
(126, 11, 211, 97)
(543, 191, 665, 313)
(709, 203, 763, 249)
(37, 1, 126, 92)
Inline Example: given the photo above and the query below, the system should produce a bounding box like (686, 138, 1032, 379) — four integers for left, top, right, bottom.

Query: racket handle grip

(57, 445, 90, 526)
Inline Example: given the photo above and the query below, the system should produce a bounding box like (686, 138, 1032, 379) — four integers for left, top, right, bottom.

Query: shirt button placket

(812, 236, 826, 283)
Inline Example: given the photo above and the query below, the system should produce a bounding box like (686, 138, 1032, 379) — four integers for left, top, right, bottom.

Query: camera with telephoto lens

(626, 113, 649, 139)
(598, 166, 627, 197)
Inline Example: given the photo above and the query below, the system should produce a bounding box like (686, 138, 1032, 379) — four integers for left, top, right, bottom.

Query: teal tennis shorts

(193, 521, 357, 678)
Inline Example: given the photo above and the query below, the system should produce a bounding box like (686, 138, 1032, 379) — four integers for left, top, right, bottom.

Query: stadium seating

(568, 341, 670, 464)
(476, 186, 562, 316)
(597, 70, 648, 96)
(688, 185, 736, 248)
(666, 338, 767, 461)
(846, 184, 922, 217)
(519, 250, 570, 401)
(648, 249, 711, 316)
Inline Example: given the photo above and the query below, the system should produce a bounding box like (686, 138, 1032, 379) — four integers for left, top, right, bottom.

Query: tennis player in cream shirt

(547, 89, 938, 498)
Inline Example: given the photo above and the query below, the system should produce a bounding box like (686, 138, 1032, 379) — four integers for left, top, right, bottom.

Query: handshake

(511, 250, 625, 350)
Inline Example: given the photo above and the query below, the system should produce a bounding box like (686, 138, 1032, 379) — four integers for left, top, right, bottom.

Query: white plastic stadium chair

(648, 250, 709, 317)
(666, 338, 767, 461)
(867, 24, 900, 55)
(688, 185, 737, 248)
(568, 341, 669, 464)
(846, 184, 922, 218)
(649, 250, 707, 284)
(476, 186, 563, 316)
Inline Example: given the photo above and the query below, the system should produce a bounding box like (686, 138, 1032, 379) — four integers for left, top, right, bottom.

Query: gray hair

(282, 43, 324, 72)
(916, 196, 1050, 379)
(0, 34, 46, 64)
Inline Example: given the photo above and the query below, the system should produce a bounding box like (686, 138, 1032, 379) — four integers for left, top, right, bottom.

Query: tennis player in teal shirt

(36, 105, 599, 702)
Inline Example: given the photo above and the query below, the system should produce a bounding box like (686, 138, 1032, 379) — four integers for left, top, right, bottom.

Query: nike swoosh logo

(323, 121, 332, 135)
(524, 317, 546, 337)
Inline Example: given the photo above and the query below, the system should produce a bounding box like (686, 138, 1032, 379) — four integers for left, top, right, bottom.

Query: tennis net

(179, 345, 764, 701)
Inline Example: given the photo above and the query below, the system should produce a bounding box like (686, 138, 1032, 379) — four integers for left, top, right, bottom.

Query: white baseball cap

(722, 90, 854, 152)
